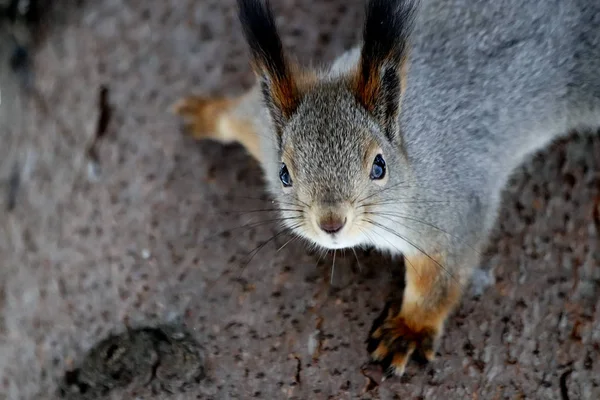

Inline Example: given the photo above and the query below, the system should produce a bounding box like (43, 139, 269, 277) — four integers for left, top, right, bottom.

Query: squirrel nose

(319, 216, 346, 234)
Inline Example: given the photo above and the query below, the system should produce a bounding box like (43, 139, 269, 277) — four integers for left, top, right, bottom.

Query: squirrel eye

(279, 163, 293, 187)
(370, 154, 386, 180)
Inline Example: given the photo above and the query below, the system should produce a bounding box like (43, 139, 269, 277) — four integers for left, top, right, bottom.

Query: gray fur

(239, 0, 600, 286)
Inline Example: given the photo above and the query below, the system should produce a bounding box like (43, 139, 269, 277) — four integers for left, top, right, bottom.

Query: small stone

(87, 161, 101, 181)
(307, 330, 320, 358)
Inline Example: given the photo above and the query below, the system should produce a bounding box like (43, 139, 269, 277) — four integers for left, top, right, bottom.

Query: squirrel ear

(352, 0, 417, 140)
(238, 0, 309, 135)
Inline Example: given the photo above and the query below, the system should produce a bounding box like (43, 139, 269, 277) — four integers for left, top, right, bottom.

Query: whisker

(351, 247, 362, 273)
(225, 194, 271, 202)
(224, 223, 303, 298)
(330, 249, 337, 285)
(364, 219, 457, 282)
(357, 225, 421, 280)
(355, 180, 473, 211)
(354, 180, 412, 205)
(235, 195, 310, 209)
(239, 216, 302, 229)
(237, 217, 303, 235)
(314, 247, 328, 269)
(357, 199, 467, 209)
(224, 208, 303, 215)
(238, 222, 303, 274)
(276, 235, 299, 252)
(276, 196, 311, 209)
(363, 211, 481, 256)
(208, 216, 303, 243)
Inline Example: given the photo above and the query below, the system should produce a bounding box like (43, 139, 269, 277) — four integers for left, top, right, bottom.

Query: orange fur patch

(351, 51, 410, 112)
(367, 252, 461, 372)
(402, 253, 461, 331)
(270, 75, 298, 119)
(353, 64, 381, 113)
(253, 62, 317, 119)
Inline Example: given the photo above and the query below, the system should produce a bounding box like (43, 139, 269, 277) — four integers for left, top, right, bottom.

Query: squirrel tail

(171, 94, 261, 161)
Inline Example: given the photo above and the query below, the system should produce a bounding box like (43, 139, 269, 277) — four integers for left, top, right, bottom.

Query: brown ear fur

(238, 0, 316, 135)
(351, 0, 417, 140)
(250, 60, 316, 122)
(352, 52, 411, 114)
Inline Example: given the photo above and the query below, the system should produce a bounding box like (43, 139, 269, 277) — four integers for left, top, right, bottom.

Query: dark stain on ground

(560, 369, 573, 400)
(86, 85, 113, 166)
(6, 161, 20, 211)
(1, 0, 48, 89)
(57, 325, 205, 399)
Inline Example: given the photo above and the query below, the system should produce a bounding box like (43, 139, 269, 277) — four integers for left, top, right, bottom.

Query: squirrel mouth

(313, 230, 361, 250)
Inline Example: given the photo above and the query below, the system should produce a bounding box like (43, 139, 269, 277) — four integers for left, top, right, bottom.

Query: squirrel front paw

(366, 301, 441, 378)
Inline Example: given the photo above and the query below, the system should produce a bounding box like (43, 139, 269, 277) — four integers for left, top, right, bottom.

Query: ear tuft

(237, 0, 303, 133)
(353, 0, 418, 140)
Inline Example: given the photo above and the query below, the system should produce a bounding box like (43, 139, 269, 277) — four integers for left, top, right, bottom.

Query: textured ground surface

(1, 1, 599, 399)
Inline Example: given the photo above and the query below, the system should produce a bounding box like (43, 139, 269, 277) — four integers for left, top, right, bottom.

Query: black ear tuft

(353, 0, 418, 141)
(238, 0, 308, 136)
(361, 0, 418, 73)
(237, 0, 288, 84)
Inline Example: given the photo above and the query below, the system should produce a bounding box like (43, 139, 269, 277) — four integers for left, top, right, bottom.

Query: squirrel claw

(366, 301, 439, 378)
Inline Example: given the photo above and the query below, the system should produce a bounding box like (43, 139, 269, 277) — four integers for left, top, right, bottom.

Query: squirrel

(173, 0, 600, 377)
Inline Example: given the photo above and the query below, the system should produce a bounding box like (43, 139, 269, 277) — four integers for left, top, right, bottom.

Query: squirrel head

(238, 0, 418, 249)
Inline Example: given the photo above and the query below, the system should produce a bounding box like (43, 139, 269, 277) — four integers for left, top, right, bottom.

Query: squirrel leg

(171, 91, 262, 161)
(367, 253, 464, 377)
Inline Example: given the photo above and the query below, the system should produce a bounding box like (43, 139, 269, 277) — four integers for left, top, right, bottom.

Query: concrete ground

(0, 0, 599, 399)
